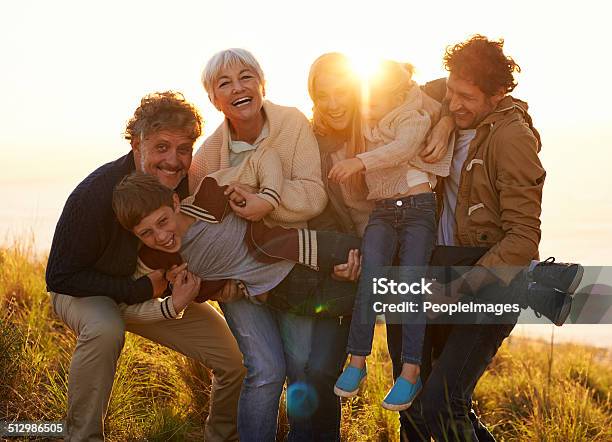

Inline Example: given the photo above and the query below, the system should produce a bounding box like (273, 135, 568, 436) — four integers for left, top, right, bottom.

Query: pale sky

(2, 0, 611, 179)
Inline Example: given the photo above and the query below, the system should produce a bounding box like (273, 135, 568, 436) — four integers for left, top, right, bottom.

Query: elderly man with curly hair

(46, 92, 245, 442)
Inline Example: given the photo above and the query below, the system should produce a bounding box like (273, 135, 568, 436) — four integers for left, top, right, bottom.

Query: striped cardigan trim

(245, 222, 320, 271)
(260, 187, 281, 205)
(298, 228, 318, 269)
(180, 204, 220, 223)
(160, 297, 176, 319)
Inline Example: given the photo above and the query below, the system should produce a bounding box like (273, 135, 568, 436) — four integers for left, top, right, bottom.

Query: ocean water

(1, 179, 76, 253)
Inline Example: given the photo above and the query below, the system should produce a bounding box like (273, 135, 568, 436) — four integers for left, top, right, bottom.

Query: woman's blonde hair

(308, 53, 361, 146)
(308, 53, 367, 196)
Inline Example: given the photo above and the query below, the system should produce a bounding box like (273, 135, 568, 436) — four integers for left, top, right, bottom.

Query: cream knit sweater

(190, 100, 327, 228)
(358, 84, 452, 200)
(208, 147, 285, 210)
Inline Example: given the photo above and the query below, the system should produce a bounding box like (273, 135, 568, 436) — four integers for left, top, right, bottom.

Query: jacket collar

(477, 96, 522, 127)
(475, 96, 542, 151)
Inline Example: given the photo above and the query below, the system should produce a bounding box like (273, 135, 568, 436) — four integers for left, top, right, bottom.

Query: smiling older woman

(191, 49, 327, 226)
(190, 48, 329, 441)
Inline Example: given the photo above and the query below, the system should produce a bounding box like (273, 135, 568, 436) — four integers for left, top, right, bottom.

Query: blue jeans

(271, 231, 357, 441)
(278, 315, 350, 442)
(221, 298, 352, 441)
(222, 231, 359, 441)
(347, 193, 437, 365)
(403, 322, 515, 441)
(220, 299, 286, 442)
(391, 246, 518, 441)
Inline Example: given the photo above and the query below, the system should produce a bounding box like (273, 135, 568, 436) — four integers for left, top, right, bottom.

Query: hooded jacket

(445, 96, 545, 284)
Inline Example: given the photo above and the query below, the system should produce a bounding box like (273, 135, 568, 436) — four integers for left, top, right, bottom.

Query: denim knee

(420, 388, 470, 429)
(242, 348, 286, 388)
(278, 313, 313, 382)
(228, 340, 286, 387)
(220, 299, 287, 388)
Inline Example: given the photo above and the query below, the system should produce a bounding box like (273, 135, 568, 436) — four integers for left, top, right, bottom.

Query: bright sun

(347, 53, 383, 84)
(346, 53, 385, 110)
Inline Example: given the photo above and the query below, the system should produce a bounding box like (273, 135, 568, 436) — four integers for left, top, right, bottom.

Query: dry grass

(0, 241, 610, 441)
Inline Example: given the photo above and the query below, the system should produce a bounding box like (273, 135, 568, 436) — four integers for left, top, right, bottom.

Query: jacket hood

(479, 96, 542, 152)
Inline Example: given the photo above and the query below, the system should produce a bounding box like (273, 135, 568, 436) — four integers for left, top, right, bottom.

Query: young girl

(331, 60, 452, 410)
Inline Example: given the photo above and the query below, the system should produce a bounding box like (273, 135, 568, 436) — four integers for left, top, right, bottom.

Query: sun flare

(346, 54, 385, 114)
(347, 54, 383, 84)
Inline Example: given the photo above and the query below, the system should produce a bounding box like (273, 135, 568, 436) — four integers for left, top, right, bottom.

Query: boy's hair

(113, 172, 176, 231)
(124, 91, 203, 144)
(443, 34, 521, 96)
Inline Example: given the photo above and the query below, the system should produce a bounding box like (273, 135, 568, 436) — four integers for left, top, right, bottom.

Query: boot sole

(554, 296, 573, 326)
(565, 265, 584, 295)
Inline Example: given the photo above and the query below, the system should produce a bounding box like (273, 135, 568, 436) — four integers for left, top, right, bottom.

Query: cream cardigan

(190, 100, 327, 228)
(358, 84, 452, 200)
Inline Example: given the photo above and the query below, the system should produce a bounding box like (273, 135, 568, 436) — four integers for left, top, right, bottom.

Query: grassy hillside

(1, 242, 610, 441)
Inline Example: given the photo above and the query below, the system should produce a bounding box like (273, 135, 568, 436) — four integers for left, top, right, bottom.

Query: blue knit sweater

(45, 152, 189, 305)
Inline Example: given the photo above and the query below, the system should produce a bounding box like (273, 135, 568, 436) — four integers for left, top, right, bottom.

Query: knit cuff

(256, 189, 281, 209)
(356, 151, 383, 172)
(161, 296, 185, 320)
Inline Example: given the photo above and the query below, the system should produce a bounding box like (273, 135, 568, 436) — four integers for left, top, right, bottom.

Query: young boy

(113, 173, 581, 333)
(112, 172, 362, 320)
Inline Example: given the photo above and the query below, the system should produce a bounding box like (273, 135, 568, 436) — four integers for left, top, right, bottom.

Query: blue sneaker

(334, 365, 367, 398)
(382, 376, 422, 411)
